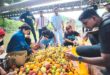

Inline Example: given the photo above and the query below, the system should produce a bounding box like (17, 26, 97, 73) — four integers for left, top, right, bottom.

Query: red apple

(45, 64, 51, 70)
(32, 72, 36, 75)
(29, 70, 34, 75)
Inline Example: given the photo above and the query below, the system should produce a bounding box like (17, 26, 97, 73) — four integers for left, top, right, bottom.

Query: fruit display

(18, 47, 89, 75)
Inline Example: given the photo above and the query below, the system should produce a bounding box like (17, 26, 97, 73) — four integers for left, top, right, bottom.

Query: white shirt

(51, 15, 63, 30)
(37, 16, 49, 29)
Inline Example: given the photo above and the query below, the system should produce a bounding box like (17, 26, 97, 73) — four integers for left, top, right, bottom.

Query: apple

(63, 65, 68, 72)
(43, 73, 47, 75)
(60, 72, 67, 75)
(62, 69, 65, 72)
(41, 66, 46, 73)
(55, 71, 60, 75)
(48, 73, 52, 75)
(29, 70, 34, 75)
(18, 71, 23, 75)
(52, 66, 56, 70)
(22, 73, 26, 75)
(26, 68, 30, 73)
(51, 69, 55, 74)
(44, 63, 51, 70)
(32, 72, 36, 75)
(46, 69, 51, 74)
(56, 68, 61, 72)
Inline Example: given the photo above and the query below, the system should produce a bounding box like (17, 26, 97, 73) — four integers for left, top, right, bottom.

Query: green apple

(26, 68, 30, 73)
(52, 66, 56, 70)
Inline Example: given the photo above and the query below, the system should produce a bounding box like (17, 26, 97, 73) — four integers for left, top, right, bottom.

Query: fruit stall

(16, 46, 90, 75)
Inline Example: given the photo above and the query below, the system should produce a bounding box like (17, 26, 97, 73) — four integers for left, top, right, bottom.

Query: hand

(25, 35, 30, 38)
(72, 40, 78, 45)
(0, 50, 4, 54)
(65, 52, 78, 61)
(48, 44, 51, 48)
(83, 32, 88, 41)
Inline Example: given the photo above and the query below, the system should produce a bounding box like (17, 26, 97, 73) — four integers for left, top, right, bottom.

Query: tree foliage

(0, 18, 23, 33)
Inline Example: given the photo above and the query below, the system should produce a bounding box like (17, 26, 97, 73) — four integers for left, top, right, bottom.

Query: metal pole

(80, 0, 82, 8)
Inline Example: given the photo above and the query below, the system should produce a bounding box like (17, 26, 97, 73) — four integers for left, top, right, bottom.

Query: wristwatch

(77, 56, 83, 61)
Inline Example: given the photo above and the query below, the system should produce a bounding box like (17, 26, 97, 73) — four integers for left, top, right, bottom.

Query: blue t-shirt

(7, 30, 30, 53)
(20, 11, 35, 25)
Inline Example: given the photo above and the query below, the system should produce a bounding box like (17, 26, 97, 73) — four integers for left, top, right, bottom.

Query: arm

(65, 39, 73, 43)
(0, 45, 5, 51)
(80, 53, 110, 66)
(62, 21, 64, 31)
(83, 30, 98, 40)
(65, 52, 110, 67)
(53, 35, 56, 44)
(20, 19, 24, 22)
(46, 19, 49, 27)
(0, 67, 7, 75)
(0, 45, 5, 54)
(32, 14, 36, 25)
(51, 22, 56, 31)
(0, 40, 5, 53)
(51, 17, 57, 31)
(65, 28, 110, 67)
(32, 14, 35, 21)
(20, 14, 24, 23)
(35, 19, 38, 30)
(38, 36, 43, 44)
(64, 33, 73, 43)
(18, 35, 32, 54)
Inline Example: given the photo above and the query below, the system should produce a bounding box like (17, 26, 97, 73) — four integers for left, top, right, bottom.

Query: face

(40, 11, 43, 16)
(23, 29, 30, 35)
(54, 9, 58, 15)
(81, 17, 97, 29)
(44, 37, 48, 40)
(0, 36, 4, 39)
(67, 27, 72, 33)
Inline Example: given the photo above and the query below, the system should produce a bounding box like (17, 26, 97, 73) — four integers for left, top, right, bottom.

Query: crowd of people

(0, 2, 110, 75)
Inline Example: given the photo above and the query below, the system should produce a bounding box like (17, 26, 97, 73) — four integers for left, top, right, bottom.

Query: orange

(38, 71, 43, 75)
(68, 72, 74, 75)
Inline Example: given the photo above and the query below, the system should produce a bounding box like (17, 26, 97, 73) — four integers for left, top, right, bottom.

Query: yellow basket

(71, 47, 90, 75)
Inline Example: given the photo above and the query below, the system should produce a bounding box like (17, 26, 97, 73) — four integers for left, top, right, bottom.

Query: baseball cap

(0, 28, 5, 36)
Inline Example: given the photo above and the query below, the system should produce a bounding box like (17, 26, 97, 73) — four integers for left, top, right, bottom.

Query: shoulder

(64, 32, 69, 35)
(100, 18, 110, 32)
(72, 31, 78, 34)
(72, 31, 79, 36)
(49, 30, 53, 34)
(13, 30, 23, 37)
(21, 13, 25, 16)
(51, 15, 55, 19)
